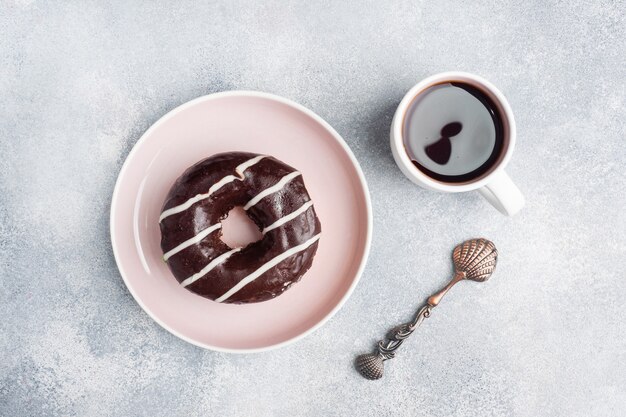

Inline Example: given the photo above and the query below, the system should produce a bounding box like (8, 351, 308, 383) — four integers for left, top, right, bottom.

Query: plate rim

(110, 90, 373, 353)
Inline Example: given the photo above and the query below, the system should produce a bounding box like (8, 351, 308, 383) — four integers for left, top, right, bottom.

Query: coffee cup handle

(478, 170, 525, 216)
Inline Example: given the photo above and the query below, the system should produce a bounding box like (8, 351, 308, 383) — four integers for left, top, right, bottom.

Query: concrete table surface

(1, 1, 624, 416)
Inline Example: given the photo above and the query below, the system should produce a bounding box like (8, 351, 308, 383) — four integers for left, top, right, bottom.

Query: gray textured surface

(1, 1, 625, 416)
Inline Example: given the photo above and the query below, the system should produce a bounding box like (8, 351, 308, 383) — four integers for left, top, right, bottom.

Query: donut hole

(220, 206, 263, 249)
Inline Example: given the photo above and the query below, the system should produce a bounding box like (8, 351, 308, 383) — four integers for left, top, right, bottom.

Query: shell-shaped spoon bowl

(453, 238, 498, 282)
(355, 353, 385, 380)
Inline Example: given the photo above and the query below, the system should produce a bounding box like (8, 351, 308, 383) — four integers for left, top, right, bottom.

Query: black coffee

(403, 81, 505, 183)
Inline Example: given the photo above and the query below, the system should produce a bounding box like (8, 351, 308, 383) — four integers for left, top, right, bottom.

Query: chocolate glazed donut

(159, 152, 321, 304)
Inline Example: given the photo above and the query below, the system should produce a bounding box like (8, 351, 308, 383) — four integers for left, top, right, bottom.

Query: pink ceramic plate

(110, 91, 372, 352)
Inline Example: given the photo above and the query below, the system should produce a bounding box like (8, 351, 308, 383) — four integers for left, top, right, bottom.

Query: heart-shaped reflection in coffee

(424, 122, 463, 165)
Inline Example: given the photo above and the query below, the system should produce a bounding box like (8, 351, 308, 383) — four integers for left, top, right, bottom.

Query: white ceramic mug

(390, 71, 525, 216)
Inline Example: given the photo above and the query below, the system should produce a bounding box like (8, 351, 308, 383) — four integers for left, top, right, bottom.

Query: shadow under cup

(401, 79, 512, 185)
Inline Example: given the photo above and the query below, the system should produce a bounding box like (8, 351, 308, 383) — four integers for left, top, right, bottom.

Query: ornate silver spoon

(355, 238, 498, 380)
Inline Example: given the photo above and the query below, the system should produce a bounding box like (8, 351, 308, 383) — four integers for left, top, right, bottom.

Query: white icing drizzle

(163, 223, 222, 261)
(234, 155, 266, 176)
(214, 233, 321, 303)
(159, 175, 236, 222)
(243, 171, 302, 211)
(159, 155, 266, 222)
(181, 247, 241, 287)
(261, 200, 314, 235)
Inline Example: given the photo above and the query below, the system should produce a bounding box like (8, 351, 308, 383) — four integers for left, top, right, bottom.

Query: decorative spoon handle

(376, 304, 432, 360)
(355, 238, 498, 380)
